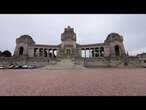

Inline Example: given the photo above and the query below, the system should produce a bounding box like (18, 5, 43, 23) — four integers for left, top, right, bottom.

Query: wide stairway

(42, 59, 86, 70)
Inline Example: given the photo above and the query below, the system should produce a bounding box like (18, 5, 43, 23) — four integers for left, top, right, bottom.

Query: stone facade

(14, 26, 126, 59)
(0, 26, 145, 68)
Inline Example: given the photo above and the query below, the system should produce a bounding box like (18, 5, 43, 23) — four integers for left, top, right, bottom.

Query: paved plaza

(0, 68, 146, 96)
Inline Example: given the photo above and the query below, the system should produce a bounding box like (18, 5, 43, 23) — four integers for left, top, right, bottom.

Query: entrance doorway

(66, 48, 71, 58)
(115, 45, 120, 57)
(19, 47, 24, 56)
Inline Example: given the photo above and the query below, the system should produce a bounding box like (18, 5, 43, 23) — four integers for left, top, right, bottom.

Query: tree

(0, 51, 2, 57)
(2, 50, 12, 57)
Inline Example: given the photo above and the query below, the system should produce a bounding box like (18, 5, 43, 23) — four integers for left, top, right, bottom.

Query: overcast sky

(0, 14, 146, 55)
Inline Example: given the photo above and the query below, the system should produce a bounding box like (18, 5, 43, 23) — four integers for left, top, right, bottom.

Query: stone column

(79, 49, 82, 58)
(89, 48, 91, 58)
(49, 49, 53, 58)
(52, 49, 54, 58)
(81, 49, 83, 58)
(42, 48, 44, 57)
(34, 48, 38, 57)
(39, 48, 42, 57)
(56, 49, 58, 57)
(48, 49, 50, 58)
(90, 48, 93, 58)
(94, 48, 96, 58)
(99, 47, 100, 57)
(85, 49, 86, 58)
(44, 48, 47, 57)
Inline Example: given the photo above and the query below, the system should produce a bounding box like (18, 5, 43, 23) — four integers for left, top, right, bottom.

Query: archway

(115, 45, 120, 57)
(53, 49, 57, 58)
(100, 47, 104, 57)
(95, 47, 99, 57)
(66, 49, 71, 57)
(44, 48, 48, 57)
(48, 49, 52, 58)
(19, 47, 24, 56)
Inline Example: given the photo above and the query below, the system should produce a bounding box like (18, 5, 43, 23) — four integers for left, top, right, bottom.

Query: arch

(80, 48, 85, 58)
(66, 49, 71, 56)
(100, 47, 104, 57)
(34, 48, 38, 57)
(53, 49, 57, 58)
(19, 46, 24, 56)
(49, 49, 52, 58)
(95, 47, 99, 57)
(85, 48, 90, 58)
(44, 48, 48, 57)
(39, 48, 43, 57)
(100, 47, 104, 51)
(115, 45, 120, 57)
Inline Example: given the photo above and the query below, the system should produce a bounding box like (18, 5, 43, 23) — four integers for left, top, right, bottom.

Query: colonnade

(81, 47, 104, 58)
(33, 48, 58, 58)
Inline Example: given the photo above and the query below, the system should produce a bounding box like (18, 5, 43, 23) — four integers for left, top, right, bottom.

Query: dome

(105, 32, 123, 43)
(18, 35, 35, 42)
(19, 35, 32, 39)
(16, 35, 35, 45)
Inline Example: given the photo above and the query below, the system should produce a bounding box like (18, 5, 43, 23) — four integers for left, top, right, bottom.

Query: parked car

(13, 65, 20, 69)
(13, 65, 23, 69)
(0, 66, 5, 69)
(28, 65, 37, 69)
(18, 66, 23, 69)
(8, 64, 15, 69)
(22, 65, 29, 69)
(21, 65, 37, 69)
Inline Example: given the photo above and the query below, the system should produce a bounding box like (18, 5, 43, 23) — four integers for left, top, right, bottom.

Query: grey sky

(0, 14, 146, 55)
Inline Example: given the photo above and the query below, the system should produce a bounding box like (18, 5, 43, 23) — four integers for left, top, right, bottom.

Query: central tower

(61, 26, 76, 48)
(58, 26, 79, 58)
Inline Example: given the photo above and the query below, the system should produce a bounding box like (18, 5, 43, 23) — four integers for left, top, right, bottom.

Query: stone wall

(84, 58, 110, 67)
(83, 57, 144, 68)
(127, 56, 143, 67)
(0, 56, 145, 68)
(0, 57, 50, 67)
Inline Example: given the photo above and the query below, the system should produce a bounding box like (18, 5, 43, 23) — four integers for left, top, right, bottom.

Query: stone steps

(42, 59, 86, 70)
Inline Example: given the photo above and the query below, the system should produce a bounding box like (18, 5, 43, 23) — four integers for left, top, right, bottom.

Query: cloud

(129, 47, 146, 56)
(0, 14, 146, 55)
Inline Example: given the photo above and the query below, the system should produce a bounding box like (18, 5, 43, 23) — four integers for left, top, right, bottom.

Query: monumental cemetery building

(14, 26, 126, 59)
(0, 26, 146, 68)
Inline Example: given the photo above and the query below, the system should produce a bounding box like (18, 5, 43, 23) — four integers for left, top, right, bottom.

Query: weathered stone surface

(1, 26, 146, 68)
(13, 26, 126, 59)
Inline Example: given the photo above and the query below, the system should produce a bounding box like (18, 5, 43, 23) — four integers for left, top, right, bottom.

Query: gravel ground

(0, 68, 146, 96)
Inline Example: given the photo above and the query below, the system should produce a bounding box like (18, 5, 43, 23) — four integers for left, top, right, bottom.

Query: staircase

(42, 58, 86, 70)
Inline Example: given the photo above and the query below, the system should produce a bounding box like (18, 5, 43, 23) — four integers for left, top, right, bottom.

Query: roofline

(77, 43, 108, 47)
(30, 44, 61, 48)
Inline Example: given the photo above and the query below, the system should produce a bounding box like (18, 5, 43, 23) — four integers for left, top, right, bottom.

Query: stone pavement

(0, 68, 146, 96)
